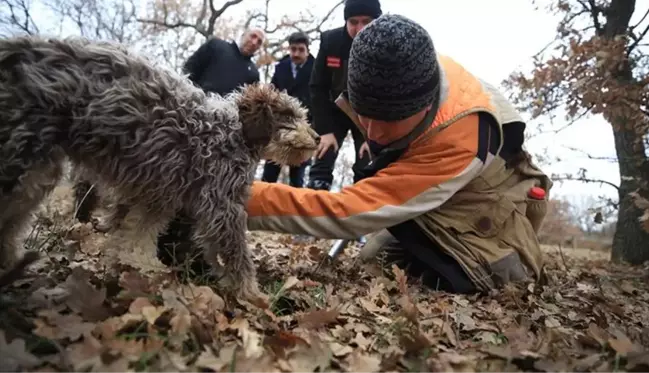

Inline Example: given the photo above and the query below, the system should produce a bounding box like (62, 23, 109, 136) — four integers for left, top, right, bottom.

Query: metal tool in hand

(328, 239, 351, 259)
(313, 239, 350, 272)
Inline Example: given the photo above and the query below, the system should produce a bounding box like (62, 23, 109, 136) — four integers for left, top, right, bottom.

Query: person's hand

(358, 141, 371, 160)
(316, 133, 339, 159)
(359, 229, 398, 261)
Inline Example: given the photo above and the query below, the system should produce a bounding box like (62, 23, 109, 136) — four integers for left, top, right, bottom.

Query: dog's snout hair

(0, 35, 317, 307)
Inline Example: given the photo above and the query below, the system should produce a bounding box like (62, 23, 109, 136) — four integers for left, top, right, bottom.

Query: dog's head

(232, 83, 319, 166)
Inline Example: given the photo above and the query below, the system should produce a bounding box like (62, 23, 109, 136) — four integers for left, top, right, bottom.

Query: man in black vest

(183, 28, 265, 96)
(262, 32, 316, 187)
(306, 0, 382, 191)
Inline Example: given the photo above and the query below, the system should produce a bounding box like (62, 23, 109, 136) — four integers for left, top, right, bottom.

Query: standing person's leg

(261, 161, 282, 183)
(289, 161, 309, 187)
(350, 124, 371, 184)
(306, 127, 349, 191)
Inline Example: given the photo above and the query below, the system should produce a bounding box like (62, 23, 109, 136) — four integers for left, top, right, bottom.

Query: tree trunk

(599, 0, 649, 264)
(610, 124, 649, 264)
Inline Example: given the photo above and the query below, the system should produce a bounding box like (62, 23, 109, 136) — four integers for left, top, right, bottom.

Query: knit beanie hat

(347, 14, 441, 121)
(344, 0, 382, 20)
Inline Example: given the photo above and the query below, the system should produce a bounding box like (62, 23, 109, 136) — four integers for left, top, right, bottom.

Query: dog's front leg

(0, 159, 63, 268)
(0, 214, 31, 268)
(94, 203, 130, 233)
(105, 205, 173, 272)
(191, 204, 269, 309)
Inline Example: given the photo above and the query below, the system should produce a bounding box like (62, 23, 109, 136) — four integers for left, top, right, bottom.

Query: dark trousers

(307, 121, 369, 190)
(350, 131, 478, 294)
(383, 220, 478, 294)
(262, 160, 309, 187)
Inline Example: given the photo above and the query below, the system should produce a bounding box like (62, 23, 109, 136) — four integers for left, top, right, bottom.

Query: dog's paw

(243, 291, 270, 310)
(0, 242, 25, 270)
(237, 282, 270, 309)
(92, 217, 114, 233)
(0, 250, 40, 289)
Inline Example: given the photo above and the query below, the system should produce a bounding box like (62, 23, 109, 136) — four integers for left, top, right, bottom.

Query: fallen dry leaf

(33, 311, 95, 342)
(608, 329, 643, 357)
(118, 270, 153, 299)
(278, 275, 301, 293)
(297, 308, 340, 329)
(61, 267, 111, 321)
(0, 330, 41, 371)
(330, 341, 354, 357)
(345, 350, 381, 372)
(4, 185, 649, 373)
(284, 334, 333, 372)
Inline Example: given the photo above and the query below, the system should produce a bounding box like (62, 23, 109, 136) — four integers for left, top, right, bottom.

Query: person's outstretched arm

(247, 113, 493, 238)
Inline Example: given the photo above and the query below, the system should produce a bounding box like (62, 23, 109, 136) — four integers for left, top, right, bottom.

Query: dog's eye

(276, 125, 295, 131)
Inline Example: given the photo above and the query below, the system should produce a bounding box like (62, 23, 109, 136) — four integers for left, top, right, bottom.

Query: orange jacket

(246, 55, 503, 239)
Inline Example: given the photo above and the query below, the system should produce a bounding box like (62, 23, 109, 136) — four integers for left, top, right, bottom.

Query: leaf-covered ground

(1, 183, 649, 372)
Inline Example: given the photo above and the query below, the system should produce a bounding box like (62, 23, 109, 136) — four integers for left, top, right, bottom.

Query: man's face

(289, 42, 308, 65)
(346, 15, 374, 38)
(240, 29, 265, 56)
(358, 106, 432, 146)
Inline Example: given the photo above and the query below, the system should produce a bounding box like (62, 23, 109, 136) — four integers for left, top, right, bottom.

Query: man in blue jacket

(261, 32, 316, 187)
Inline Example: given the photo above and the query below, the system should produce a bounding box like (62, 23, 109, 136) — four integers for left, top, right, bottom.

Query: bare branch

(137, 0, 244, 38)
(561, 145, 619, 162)
(246, 0, 343, 80)
(137, 18, 196, 30)
(244, 12, 265, 30)
(0, 0, 40, 35)
(586, 0, 602, 33)
(629, 23, 649, 53)
(206, 0, 244, 36)
(630, 7, 649, 31)
(45, 0, 138, 43)
(552, 174, 620, 191)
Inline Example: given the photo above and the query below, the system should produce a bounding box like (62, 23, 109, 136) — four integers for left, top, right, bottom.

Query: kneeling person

(245, 14, 553, 294)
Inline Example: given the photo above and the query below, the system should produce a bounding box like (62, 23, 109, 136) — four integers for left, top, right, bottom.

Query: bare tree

(503, 0, 649, 264)
(47, 0, 139, 43)
(537, 198, 583, 246)
(137, 0, 245, 39)
(0, 0, 140, 44)
(243, 0, 344, 81)
(131, 0, 249, 70)
(135, 0, 344, 77)
(0, 0, 41, 36)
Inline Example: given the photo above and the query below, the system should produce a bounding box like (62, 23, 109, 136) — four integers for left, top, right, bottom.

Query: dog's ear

(235, 83, 281, 149)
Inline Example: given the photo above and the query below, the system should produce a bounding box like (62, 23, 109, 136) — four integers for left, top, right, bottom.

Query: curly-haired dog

(70, 104, 319, 231)
(0, 35, 319, 307)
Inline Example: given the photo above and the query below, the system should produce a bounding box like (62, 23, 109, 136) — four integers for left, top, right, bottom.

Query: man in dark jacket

(306, 0, 382, 191)
(156, 28, 266, 268)
(262, 32, 315, 187)
(183, 28, 265, 96)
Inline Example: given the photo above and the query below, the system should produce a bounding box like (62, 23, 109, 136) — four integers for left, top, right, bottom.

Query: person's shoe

(292, 234, 312, 244)
(306, 179, 331, 191)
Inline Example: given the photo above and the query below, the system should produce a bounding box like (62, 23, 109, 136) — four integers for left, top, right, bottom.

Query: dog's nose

(315, 136, 321, 145)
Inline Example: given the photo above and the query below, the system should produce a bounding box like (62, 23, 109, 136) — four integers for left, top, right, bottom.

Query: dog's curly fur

(0, 35, 319, 307)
